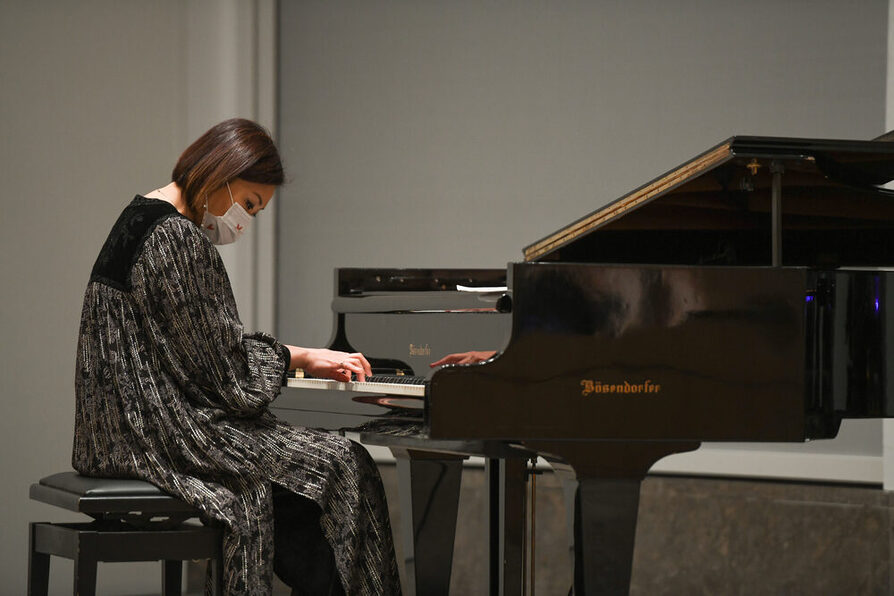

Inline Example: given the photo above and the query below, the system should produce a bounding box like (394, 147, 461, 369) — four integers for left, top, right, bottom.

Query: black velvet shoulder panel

(90, 196, 182, 291)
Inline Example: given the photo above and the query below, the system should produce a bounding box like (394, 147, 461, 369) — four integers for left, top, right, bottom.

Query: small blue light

(805, 295, 815, 303)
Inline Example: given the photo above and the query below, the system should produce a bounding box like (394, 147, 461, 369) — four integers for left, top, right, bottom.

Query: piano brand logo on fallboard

(409, 343, 431, 357)
(581, 380, 661, 396)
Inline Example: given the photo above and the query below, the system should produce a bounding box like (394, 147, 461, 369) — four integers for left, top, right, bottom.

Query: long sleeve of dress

(130, 216, 288, 417)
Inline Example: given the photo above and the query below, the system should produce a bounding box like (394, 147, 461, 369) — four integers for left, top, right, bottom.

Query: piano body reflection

(272, 136, 894, 595)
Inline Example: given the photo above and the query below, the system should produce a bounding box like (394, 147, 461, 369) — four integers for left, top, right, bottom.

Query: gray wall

(1, 2, 187, 594)
(277, 0, 888, 348)
(1, 1, 278, 592)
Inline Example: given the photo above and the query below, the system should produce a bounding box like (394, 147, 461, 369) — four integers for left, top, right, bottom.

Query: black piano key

(367, 375, 428, 386)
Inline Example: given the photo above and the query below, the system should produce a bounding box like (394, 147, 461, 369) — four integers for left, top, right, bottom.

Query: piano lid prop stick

(771, 160, 784, 267)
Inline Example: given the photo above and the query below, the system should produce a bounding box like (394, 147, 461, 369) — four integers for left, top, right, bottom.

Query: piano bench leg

(28, 523, 50, 596)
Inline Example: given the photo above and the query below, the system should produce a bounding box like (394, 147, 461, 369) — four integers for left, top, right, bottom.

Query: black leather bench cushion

(31, 472, 198, 514)
(39, 472, 165, 496)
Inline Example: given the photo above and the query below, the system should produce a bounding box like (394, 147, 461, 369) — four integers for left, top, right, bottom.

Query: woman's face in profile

(206, 178, 277, 218)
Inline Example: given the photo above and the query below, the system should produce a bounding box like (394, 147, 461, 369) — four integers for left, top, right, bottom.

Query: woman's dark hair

(172, 118, 284, 216)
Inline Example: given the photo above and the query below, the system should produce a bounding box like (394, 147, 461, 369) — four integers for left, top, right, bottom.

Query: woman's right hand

(287, 346, 372, 382)
(430, 350, 497, 368)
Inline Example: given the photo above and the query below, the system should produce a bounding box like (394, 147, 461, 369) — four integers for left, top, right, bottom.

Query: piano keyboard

(285, 374, 428, 397)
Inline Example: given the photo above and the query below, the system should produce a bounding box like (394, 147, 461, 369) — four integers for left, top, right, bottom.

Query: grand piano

(272, 136, 894, 595)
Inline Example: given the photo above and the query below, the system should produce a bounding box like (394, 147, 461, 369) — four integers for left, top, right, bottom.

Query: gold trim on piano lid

(523, 142, 733, 261)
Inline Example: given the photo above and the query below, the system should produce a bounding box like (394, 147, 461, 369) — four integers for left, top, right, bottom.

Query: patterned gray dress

(72, 196, 401, 595)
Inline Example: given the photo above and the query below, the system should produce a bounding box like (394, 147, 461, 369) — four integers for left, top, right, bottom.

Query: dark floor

(189, 464, 894, 595)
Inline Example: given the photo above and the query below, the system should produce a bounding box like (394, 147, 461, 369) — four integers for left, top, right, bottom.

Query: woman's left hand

(288, 347, 372, 382)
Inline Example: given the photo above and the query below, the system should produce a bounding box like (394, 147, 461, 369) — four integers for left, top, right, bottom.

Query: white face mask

(201, 181, 252, 245)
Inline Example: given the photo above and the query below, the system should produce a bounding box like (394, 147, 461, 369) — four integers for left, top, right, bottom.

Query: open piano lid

(523, 136, 894, 267)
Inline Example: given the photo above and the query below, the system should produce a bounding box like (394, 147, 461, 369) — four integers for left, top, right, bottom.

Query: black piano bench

(28, 472, 222, 596)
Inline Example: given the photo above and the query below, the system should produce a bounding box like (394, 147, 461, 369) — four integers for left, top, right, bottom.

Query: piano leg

(527, 441, 700, 596)
(390, 448, 464, 596)
(486, 457, 528, 596)
(573, 476, 643, 594)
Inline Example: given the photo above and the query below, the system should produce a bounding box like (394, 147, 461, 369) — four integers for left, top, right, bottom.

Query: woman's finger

(339, 357, 367, 381)
(356, 353, 373, 378)
(347, 359, 367, 382)
(430, 353, 461, 367)
(430, 351, 497, 368)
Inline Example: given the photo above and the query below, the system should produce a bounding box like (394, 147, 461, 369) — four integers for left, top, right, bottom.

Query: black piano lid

(523, 136, 894, 266)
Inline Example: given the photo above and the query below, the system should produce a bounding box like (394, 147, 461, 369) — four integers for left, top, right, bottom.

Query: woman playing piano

(72, 118, 400, 595)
